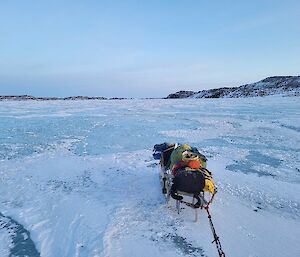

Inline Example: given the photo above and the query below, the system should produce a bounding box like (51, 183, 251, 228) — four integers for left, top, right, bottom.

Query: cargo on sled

(153, 143, 226, 256)
(153, 143, 216, 222)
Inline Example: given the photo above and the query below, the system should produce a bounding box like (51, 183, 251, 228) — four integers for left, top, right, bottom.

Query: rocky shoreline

(166, 76, 300, 99)
(1, 76, 299, 101)
(0, 95, 127, 101)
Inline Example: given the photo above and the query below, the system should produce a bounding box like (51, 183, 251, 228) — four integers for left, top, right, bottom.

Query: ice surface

(0, 96, 299, 257)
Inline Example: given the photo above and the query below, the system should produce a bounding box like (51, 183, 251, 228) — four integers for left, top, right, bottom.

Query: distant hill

(0, 95, 125, 101)
(166, 76, 300, 99)
(1, 76, 299, 101)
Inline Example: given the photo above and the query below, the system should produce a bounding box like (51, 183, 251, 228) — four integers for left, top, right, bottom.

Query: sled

(154, 143, 226, 256)
(160, 163, 211, 222)
(157, 146, 215, 222)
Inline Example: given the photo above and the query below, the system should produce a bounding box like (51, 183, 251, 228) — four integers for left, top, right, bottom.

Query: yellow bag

(201, 168, 216, 194)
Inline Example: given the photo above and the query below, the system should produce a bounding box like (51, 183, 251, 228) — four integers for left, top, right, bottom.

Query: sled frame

(160, 164, 208, 222)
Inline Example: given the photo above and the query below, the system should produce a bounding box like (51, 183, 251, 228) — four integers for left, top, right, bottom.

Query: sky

(0, 0, 299, 98)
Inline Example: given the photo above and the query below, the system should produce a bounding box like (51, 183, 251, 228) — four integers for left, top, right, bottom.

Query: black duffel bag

(171, 168, 205, 198)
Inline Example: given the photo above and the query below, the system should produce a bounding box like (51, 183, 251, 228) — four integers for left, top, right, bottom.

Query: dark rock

(0, 95, 109, 101)
(165, 90, 195, 99)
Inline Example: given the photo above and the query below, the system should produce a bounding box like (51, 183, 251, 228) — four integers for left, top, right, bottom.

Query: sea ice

(0, 96, 299, 257)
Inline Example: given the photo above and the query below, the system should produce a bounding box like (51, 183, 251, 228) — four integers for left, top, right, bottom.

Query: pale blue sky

(0, 0, 299, 97)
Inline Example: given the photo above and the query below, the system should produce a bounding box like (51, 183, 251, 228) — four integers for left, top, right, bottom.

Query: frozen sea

(0, 96, 299, 257)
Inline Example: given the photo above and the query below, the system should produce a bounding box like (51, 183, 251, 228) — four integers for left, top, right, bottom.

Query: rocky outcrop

(0, 95, 136, 101)
(0, 95, 108, 101)
(166, 91, 195, 99)
(166, 76, 300, 99)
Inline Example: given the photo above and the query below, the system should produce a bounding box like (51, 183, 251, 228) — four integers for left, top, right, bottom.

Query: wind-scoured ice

(0, 96, 299, 257)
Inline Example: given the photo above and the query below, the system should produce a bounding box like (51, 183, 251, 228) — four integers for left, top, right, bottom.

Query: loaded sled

(153, 143, 226, 257)
(153, 143, 216, 222)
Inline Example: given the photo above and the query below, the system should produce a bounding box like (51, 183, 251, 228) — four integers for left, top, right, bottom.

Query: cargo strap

(205, 206, 226, 257)
(179, 195, 201, 209)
